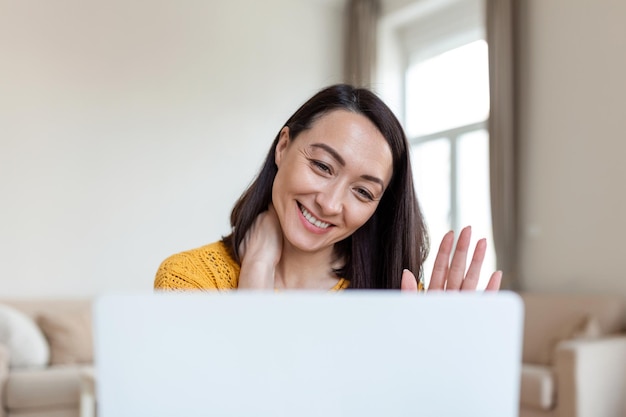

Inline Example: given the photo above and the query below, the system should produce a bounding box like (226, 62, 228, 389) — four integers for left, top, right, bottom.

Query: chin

(285, 234, 336, 254)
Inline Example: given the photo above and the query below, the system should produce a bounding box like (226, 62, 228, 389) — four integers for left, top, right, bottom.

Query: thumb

(401, 269, 419, 292)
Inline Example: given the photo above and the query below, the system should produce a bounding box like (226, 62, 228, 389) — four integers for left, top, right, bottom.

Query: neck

(274, 243, 341, 290)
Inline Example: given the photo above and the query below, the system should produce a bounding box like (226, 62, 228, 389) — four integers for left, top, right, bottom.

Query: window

(382, 0, 495, 288)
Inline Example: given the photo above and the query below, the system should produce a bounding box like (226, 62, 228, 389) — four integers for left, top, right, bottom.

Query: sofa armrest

(554, 335, 626, 417)
(0, 343, 9, 417)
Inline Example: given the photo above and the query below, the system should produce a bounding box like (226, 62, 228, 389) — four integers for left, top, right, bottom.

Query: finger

(266, 204, 282, 231)
(445, 226, 472, 290)
(401, 269, 419, 292)
(460, 238, 487, 291)
(238, 238, 247, 258)
(485, 270, 503, 291)
(428, 231, 454, 290)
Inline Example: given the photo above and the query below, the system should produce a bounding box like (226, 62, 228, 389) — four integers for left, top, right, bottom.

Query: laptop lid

(94, 291, 523, 417)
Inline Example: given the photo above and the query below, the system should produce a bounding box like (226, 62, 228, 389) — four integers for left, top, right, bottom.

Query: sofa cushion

(37, 308, 93, 365)
(544, 315, 600, 365)
(520, 364, 555, 410)
(0, 303, 50, 369)
(5, 365, 91, 409)
(5, 410, 79, 417)
(521, 293, 623, 365)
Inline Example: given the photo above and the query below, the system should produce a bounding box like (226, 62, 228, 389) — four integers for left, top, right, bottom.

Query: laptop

(94, 291, 523, 417)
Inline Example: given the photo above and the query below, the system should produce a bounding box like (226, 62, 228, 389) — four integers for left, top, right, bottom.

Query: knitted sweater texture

(154, 241, 349, 291)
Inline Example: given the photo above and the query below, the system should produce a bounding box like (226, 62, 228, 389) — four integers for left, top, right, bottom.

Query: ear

(275, 127, 290, 167)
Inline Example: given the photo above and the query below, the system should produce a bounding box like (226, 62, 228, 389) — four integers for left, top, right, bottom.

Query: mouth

(298, 203, 332, 229)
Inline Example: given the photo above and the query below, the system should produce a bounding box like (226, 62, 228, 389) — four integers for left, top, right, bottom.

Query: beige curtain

(344, 0, 381, 87)
(487, 0, 519, 290)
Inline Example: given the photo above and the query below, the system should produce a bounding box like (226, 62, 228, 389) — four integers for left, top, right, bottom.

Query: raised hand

(401, 226, 502, 292)
(237, 204, 283, 289)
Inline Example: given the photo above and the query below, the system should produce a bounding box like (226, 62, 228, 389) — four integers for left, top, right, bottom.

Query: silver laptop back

(94, 291, 523, 417)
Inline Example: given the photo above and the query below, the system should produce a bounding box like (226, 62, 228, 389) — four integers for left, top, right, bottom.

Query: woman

(154, 84, 502, 291)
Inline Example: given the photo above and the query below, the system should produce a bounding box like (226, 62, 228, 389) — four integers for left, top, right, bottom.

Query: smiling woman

(154, 84, 502, 291)
(272, 111, 392, 261)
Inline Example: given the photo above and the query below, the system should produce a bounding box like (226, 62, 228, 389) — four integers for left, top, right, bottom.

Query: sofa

(519, 292, 626, 417)
(3, 293, 626, 417)
(0, 299, 93, 417)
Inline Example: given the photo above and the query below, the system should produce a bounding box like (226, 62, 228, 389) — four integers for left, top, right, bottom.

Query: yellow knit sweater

(154, 241, 350, 291)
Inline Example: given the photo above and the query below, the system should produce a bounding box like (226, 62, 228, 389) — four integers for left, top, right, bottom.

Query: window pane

(405, 40, 489, 138)
(411, 138, 451, 286)
(457, 129, 496, 289)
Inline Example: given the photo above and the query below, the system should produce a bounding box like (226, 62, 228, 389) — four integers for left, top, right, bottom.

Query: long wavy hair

(222, 84, 429, 289)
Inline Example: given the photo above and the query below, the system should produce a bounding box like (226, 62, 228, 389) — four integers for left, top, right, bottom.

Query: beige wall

(0, 0, 344, 297)
(516, 0, 626, 294)
(3, 0, 624, 298)
(381, 0, 626, 295)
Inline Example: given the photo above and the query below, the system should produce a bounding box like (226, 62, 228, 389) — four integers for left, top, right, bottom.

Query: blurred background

(1, 0, 625, 297)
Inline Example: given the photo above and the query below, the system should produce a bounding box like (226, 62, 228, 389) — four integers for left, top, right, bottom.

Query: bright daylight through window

(406, 39, 496, 289)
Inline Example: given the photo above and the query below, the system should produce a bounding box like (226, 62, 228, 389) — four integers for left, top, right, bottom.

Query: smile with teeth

(299, 204, 331, 229)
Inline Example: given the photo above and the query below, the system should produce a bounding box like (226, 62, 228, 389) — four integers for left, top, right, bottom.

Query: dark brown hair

(222, 84, 429, 289)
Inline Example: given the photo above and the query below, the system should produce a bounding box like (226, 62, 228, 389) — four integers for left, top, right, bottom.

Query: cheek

(277, 162, 319, 193)
(272, 168, 293, 198)
(347, 203, 379, 228)
(271, 162, 305, 207)
(271, 172, 287, 208)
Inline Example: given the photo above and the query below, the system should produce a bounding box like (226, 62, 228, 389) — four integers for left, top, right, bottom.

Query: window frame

(382, 0, 496, 287)
(409, 120, 487, 234)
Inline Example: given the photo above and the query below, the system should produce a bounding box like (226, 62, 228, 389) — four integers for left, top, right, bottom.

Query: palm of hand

(401, 226, 502, 292)
(237, 205, 283, 289)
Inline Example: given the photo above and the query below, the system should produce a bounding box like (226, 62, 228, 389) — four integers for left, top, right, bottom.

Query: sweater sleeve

(154, 252, 219, 290)
(154, 242, 240, 291)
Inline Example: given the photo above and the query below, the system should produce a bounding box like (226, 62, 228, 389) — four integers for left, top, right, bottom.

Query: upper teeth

(300, 205, 330, 229)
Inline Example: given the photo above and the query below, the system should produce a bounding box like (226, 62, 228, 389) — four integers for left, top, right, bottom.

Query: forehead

(305, 110, 384, 144)
(295, 110, 394, 181)
(297, 110, 393, 178)
(295, 110, 393, 180)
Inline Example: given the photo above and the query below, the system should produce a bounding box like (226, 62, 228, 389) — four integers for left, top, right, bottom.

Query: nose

(315, 183, 344, 216)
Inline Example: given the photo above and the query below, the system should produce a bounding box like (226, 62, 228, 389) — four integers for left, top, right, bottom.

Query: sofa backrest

(0, 299, 93, 366)
(0, 299, 91, 320)
(520, 292, 626, 365)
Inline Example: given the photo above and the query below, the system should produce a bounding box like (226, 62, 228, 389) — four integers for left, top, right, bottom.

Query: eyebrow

(310, 143, 385, 189)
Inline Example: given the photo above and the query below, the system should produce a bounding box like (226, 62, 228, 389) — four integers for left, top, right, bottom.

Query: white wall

(0, 0, 345, 297)
(5, 0, 622, 298)
(381, 0, 626, 295)
(517, 0, 626, 294)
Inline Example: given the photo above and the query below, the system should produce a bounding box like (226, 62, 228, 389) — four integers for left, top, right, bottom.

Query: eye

(354, 187, 374, 201)
(311, 160, 332, 175)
